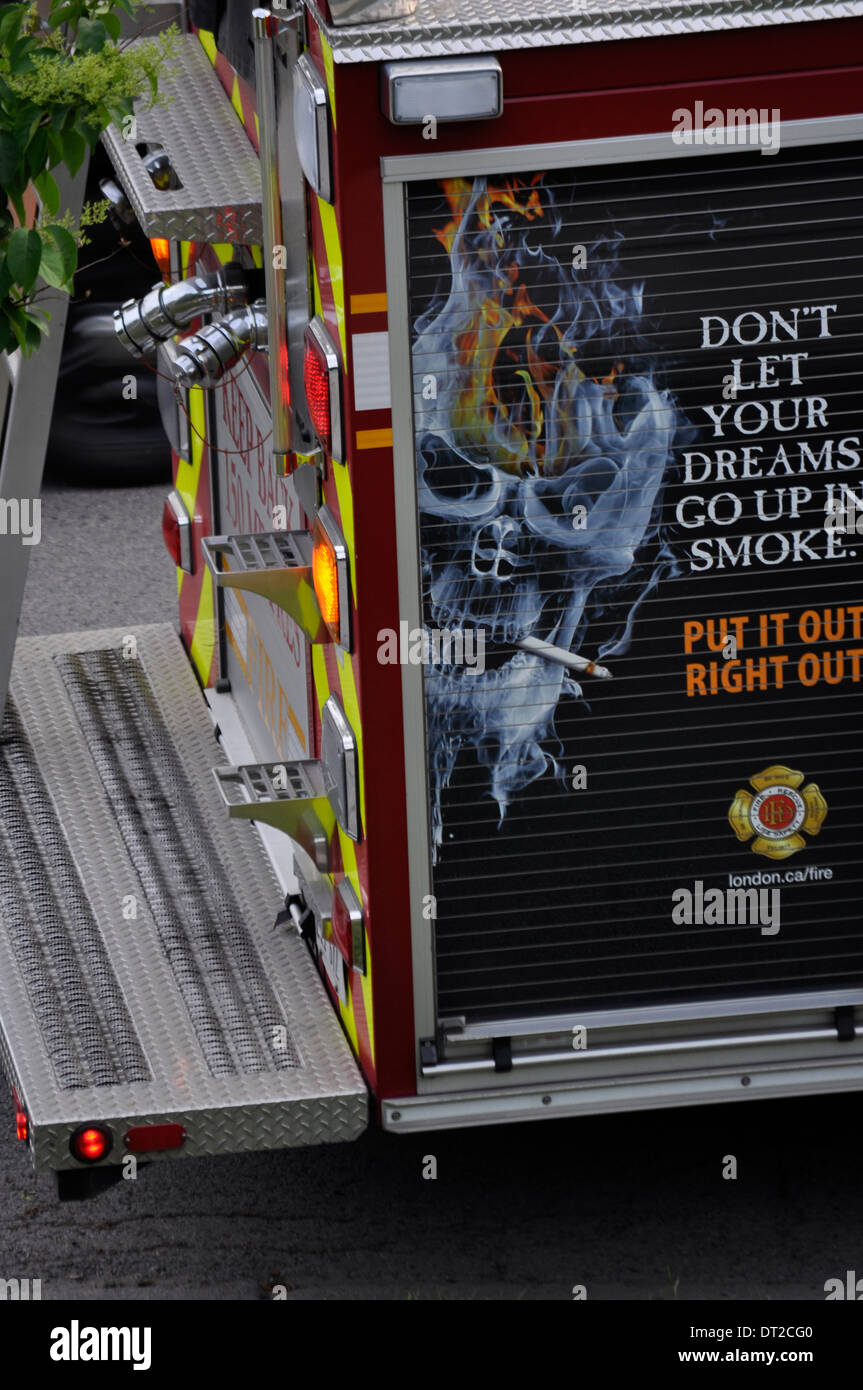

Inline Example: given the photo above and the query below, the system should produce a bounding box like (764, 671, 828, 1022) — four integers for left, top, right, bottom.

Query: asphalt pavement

(2, 475, 861, 1300)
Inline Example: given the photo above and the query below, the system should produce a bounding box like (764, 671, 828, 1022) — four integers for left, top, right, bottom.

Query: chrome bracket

(201, 531, 328, 643)
(214, 761, 332, 871)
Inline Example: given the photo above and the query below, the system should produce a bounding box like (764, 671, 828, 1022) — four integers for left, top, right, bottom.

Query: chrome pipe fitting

(113, 264, 249, 357)
(172, 302, 269, 387)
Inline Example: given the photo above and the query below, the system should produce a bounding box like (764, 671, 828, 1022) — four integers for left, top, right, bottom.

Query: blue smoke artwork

(411, 174, 687, 858)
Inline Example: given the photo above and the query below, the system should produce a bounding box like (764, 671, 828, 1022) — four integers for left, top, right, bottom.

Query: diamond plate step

(0, 626, 367, 1172)
(102, 35, 262, 244)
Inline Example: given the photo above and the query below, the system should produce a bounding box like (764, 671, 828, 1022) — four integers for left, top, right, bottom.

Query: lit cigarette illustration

(514, 635, 612, 680)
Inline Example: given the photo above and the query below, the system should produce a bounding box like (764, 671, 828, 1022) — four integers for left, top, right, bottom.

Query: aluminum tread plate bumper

(0, 625, 367, 1171)
(101, 36, 262, 244)
(312, 0, 863, 60)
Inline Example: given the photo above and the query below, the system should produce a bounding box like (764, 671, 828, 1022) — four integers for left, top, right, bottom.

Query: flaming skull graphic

(411, 174, 684, 856)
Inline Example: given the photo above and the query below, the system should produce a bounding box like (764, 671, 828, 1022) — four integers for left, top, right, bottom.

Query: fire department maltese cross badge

(728, 765, 827, 861)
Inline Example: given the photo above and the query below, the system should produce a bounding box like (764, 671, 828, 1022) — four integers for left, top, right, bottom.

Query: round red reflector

(70, 1124, 112, 1164)
(15, 1109, 27, 1142)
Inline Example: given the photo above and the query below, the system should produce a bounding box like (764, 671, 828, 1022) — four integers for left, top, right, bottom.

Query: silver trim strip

(425, 1026, 851, 1076)
(383, 1055, 863, 1133)
(254, 9, 292, 466)
(382, 178, 438, 1052)
(381, 114, 863, 183)
(444, 988, 863, 1042)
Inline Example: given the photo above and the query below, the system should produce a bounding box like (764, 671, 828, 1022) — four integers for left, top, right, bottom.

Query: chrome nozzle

(172, 302, 269, 387)
(113, 264, 249, 358)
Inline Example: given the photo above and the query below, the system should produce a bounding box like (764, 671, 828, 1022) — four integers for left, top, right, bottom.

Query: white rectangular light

(381, 57, 503, 126)
(293, 52, 333, 202)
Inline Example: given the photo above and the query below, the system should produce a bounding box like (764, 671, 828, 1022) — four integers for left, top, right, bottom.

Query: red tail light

(12, 1087, 27, 1142)
(304, 316, 343, 461)
(124, 1123, 186, 1154)
(70, 1124, 112, 1164)
(162, 490, 193, 572)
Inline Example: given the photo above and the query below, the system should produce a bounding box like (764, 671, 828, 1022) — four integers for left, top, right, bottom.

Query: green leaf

(0, 128, 20, 185)
(0, 255, 11, 298)
(78, 120, 102, 151)
(9, 186, 25, 225)
(33, 169, 60, 218)
(48, 3, 80, 25)
(39, 223, 77, 289)
(9, 35, 39, 75)
(4, 302, 29, 352)
(23, 312, 43, 351)
(0, 314, 11, 357)
(113, 0, 136, 16)
(46, 127, 64, 166)
(101, 12, 122, 42)
(75, 18, 107, 55)
(7, 227, 42, 293)
(25, 126, 48, 181)
(14, 108, 40, 147)
(60, 127, 86, 177)
(0, 6, 27, 53)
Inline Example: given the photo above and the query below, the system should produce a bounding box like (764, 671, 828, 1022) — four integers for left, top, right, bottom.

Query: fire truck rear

(2, 0, 863, 1194)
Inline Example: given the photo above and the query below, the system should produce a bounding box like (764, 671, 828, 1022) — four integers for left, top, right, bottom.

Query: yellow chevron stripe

(334, 830, 362, 1055)
(317, 198, 346, 363)
(230, 75, 244, 124)
(311, 644, 330, 715)
(336, 649, 366, 836)
(191, 561, 216, 682)
(331, 459, 356, 608)
(250, 245, 262, 269)
(197, 29, 217, 64)
(186, 387, 216, 682)
(314, 644, 372, 1056)
(212, 243, 234, 265)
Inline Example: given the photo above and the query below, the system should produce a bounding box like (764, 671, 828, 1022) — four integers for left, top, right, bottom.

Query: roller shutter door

(405, 139, 863, 1025)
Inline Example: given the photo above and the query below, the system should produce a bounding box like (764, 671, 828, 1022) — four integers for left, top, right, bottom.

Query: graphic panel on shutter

(405, 141, 863, 1027)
